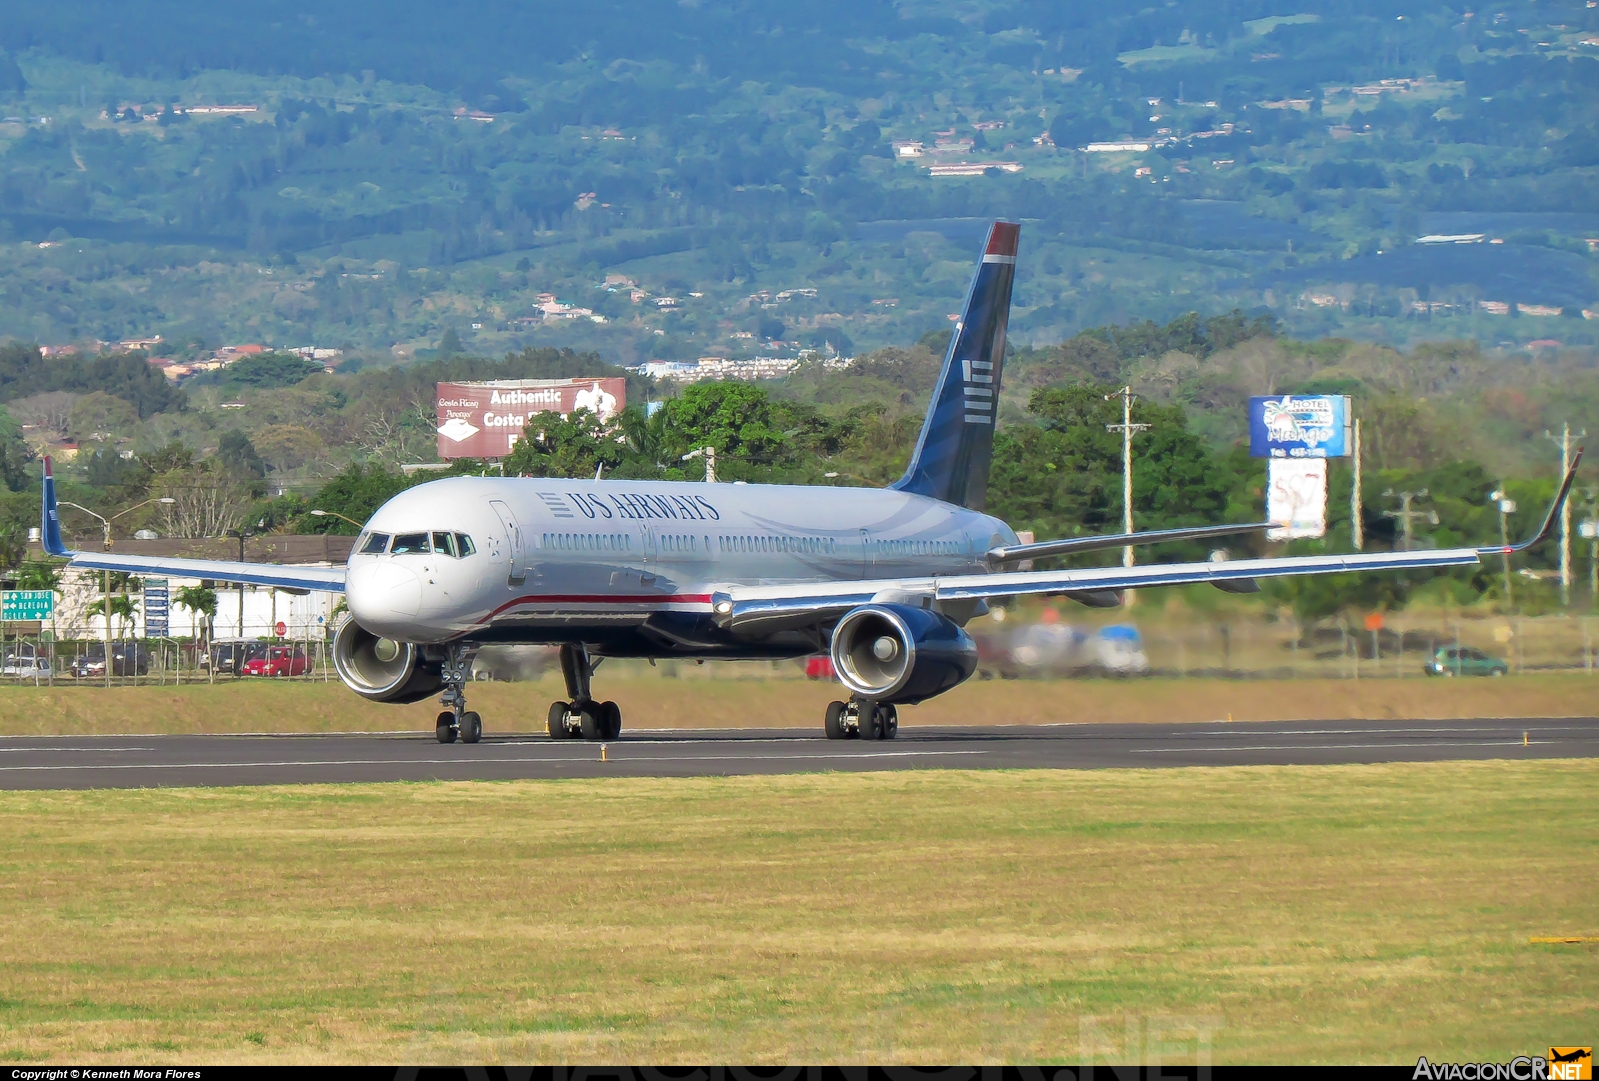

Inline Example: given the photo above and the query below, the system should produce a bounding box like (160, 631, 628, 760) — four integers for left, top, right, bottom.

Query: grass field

(1, 671, 1597, 735)
(1, 760, 1594, 1064)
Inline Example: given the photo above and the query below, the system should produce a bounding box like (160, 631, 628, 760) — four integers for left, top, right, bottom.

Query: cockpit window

(390, 532, 430, 555)
(360, 532, 390, 555)
(431, 531, 457, 557)
(455, 533, 476, 556)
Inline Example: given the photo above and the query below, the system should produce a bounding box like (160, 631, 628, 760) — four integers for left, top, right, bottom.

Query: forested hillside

(0, 0, 1595, 361)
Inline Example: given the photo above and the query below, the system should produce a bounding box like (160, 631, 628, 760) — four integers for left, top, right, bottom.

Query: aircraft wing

(711, 449, 1580, 635)
(710, 545, 1481, 633)
(40, 458, 347, 593)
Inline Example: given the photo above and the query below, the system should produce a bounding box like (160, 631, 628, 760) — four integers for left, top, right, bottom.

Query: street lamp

(56, 497, 176, 686)
(222, 527, 256, 640)
(309, 509, 363, 529)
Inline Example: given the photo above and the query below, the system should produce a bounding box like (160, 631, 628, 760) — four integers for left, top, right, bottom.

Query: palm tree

(174, 585, 218, 643)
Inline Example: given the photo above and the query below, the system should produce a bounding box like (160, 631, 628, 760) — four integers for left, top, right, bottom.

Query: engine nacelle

(331, 617, 443, 704)
(829, 603, 978, 704)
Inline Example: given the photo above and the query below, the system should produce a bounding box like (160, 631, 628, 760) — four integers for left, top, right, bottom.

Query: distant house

(1416, 234, 1485, 245)
(892, 141, 925, 157)
(1479, 301, 1511, 315)
(1520, 305, 1562, 317)
(1083, 141, 1151, 153)
(187, 105, 259, 115)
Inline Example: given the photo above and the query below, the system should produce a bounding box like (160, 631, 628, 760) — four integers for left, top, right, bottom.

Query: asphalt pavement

(0, 716, 1594, 789)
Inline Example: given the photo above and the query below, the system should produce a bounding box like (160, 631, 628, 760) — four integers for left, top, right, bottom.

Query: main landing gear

(823, 698, 899, 741)
(547, 643, 622, 742)
(436, 643, 482, 744)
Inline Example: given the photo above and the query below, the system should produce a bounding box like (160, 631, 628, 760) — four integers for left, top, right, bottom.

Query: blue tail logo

(891, 220, 1018, 510)
(41, 456, 70, 557)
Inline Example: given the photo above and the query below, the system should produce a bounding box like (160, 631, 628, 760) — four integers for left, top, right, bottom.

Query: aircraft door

(489, 499, 526, 585)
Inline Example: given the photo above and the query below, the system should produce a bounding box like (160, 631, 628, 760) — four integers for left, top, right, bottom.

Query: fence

(0, 631, 335, 687)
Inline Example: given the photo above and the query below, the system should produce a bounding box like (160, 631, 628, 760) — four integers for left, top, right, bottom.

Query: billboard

(1248, 395, 1351, 458)
(1267, 458, 1328, 540)
(435, 378, 626, 459)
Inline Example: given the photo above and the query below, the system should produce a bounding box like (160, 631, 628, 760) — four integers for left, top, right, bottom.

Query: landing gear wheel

(435, 711, 457, 744)
(547, 701, 571, 740)
(598, 700, 622, 741)
(577, 701, 603, 740)
(857, 701, 880, 741)
(824, 700, 847, 740)
(460, 711, 482, 744)
(879, 704, 899, 740)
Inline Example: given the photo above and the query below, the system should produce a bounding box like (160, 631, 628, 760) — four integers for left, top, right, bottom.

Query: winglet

(40, 455, 70, 557)
(1486, 447, 1583, 555)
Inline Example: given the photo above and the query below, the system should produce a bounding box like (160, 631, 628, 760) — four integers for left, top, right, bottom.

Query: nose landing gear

(547, 643, 622, 741)
(435, 643, 482, 744)
(823, 698, 898, 740)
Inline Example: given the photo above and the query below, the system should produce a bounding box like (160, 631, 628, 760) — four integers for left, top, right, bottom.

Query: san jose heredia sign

(435, 378, 627, 459)
(1, 590, 55, 621)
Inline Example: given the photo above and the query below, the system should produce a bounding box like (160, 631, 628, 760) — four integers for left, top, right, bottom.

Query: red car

(241, 646, 309, 677)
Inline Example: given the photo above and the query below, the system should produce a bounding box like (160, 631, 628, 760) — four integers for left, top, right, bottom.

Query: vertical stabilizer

(41, 456, 69, 557)
(890, 220, 1019, 510)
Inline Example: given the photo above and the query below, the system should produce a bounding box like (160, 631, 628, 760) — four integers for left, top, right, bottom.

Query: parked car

(1424, 646, 1508, 677)
(203, 639, 269, 675)
(241, 646, 309, 678)
(2, 652, 51, 678)
(69, 640, 150, 678)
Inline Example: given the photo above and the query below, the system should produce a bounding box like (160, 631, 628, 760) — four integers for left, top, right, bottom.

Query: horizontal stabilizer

(64, 551, 346, 593)
(40, 455, 345, 593)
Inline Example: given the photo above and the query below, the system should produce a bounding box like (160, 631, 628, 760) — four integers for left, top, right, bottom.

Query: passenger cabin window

(390, 532, 430, 555)
(360, 532, 391, 555)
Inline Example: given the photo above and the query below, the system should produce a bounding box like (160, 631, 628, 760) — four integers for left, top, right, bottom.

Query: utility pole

(1104, 386, 1152, 569)
(1544, 424, 1585, 606)
(681, 446, 716, 482)
(1382, 488, 1438, 552)
(1350, 418, 1363, 550)
(1491, 487, 1516, 608)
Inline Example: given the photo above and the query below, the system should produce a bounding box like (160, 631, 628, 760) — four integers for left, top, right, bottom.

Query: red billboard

(435, 378, 627, 459)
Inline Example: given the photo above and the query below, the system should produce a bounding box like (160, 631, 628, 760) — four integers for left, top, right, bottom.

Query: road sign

(144, 578, 169, 637)
(275, 621, 287, 637)
(1364, 612, 1385, 632)
(1, 590, 55, 621)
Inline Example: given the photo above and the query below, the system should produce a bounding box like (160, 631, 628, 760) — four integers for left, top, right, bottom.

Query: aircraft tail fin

(890, 220, 1019, 510)
(41, 456, 69, 557)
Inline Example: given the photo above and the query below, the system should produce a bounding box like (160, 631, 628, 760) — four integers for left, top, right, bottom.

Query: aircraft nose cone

(347, 562, 422, 629)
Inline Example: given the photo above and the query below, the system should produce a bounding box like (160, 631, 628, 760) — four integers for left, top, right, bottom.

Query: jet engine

(331, 617, 443, 703)
(829, 603, 978, 704)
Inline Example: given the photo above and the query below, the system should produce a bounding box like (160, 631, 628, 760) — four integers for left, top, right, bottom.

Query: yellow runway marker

(1529, 936, 1599, 943)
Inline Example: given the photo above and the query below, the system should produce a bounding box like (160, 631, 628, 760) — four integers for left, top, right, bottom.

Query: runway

(0, 716, 1595, 789)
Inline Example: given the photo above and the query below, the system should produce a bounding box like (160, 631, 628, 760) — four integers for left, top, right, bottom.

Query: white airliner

(42, 222, 1578, 744)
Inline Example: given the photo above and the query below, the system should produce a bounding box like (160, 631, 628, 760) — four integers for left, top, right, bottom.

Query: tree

(174, 585, 218, 641)
(154, 462, 255, 538)
(304, 464, 414, 532)
(987, 384, 1234, 558)
(438, 329, 463, 356)
(67, 392, 141, 443)
(504, 408, 627, 479)
(218, 429, 268, 481)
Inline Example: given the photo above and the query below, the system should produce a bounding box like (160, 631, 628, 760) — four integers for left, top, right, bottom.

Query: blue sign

(1248, 395, 1352, 459)
(144, 578, 169, 637)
